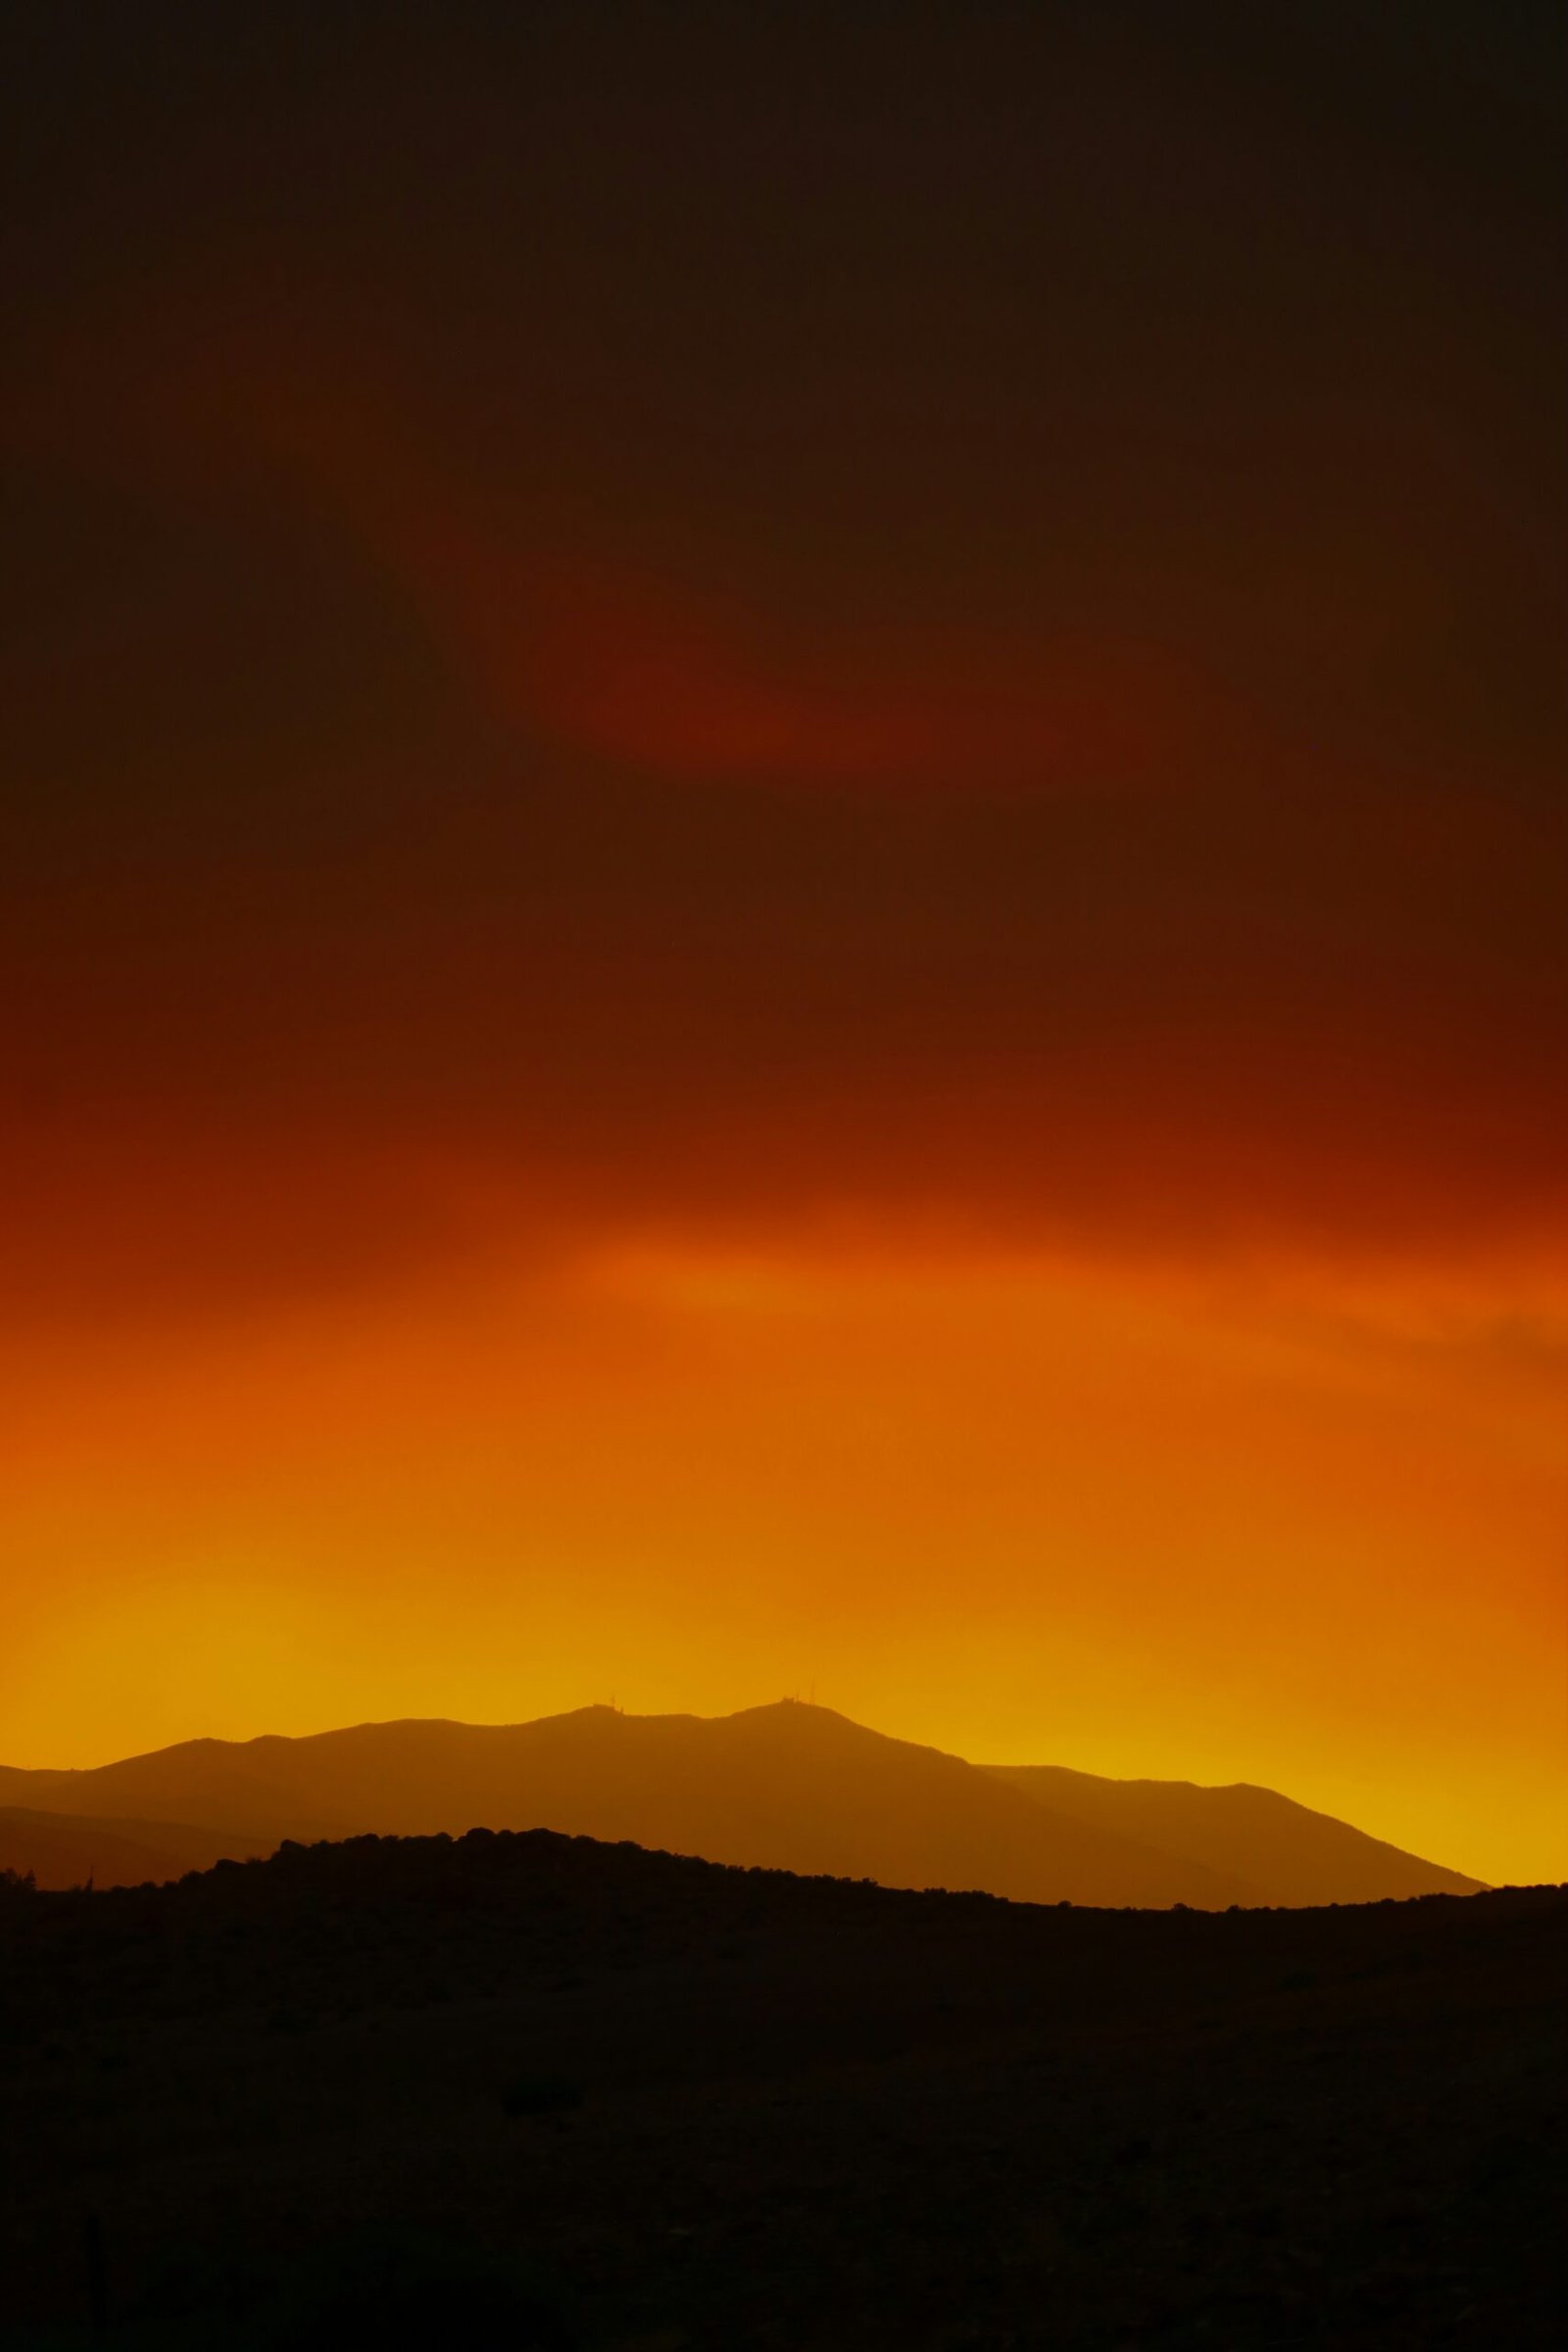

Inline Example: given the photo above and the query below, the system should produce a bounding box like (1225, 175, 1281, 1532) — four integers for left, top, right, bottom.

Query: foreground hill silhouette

(0, 1834, 1560, 2347)
(0, 1700, 1482, 1905)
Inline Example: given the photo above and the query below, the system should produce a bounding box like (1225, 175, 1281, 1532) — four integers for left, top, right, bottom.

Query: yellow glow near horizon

(4, 1231, 1563, 1888)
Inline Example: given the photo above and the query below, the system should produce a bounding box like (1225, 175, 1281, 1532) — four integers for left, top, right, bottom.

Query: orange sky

(4, 1200, 1563, 1885)
(4, 6, 1565, 1886)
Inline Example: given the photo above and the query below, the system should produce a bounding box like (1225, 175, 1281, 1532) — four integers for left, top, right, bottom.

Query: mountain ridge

(0, 1699, 1484, 1905)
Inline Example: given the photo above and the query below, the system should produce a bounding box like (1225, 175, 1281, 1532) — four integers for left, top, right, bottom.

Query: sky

(3, 2, 1565, 1886)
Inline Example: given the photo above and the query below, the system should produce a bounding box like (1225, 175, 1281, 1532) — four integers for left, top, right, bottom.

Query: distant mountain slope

(0, 1749, 353, 1850)
(0, 1807, 270, 1891)
(0, 1702, 1482, 1907)
(987, 1764, 1484, 1906)
(0, 1705, 1249, 1908)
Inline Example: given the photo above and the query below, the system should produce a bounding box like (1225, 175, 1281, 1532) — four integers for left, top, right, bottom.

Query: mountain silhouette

(985, 1764, 1483, 1908)
(0, 1806, 271, 1891)
(0, 1700, 1483, 1903)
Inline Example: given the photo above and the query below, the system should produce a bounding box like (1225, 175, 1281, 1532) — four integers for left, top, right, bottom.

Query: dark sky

(4, 0, 1565, 1305)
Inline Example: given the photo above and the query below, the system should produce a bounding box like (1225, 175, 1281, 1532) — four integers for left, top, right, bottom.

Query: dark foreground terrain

(1, 1838, 1561, 2349)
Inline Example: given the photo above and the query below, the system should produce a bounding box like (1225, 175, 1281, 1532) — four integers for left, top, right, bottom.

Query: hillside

(0, 1837, 1560, 2348)
(0, 1807, 270, 1892)
(989, 1762, 1482, 1908)
(1, 1701, 1482, 1905)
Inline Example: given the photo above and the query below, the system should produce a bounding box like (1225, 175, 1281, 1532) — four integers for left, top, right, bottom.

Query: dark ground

(1, 1834, 1562, 2349)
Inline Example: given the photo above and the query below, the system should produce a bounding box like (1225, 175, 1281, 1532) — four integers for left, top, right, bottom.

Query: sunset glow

(5, 4, 1564, 1890)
